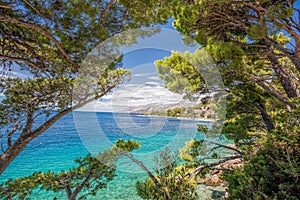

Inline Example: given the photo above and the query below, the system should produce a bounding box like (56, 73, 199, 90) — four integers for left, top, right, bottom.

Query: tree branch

(7, 121, 18, 148)
(206, 141, 242, 155)
(59, 180, 72, 199)
(22, 0, 41, 15)
(244, 2, 267, 16)
(21, 104, 34, 137)
(255, 102, 275, 132)
(266, 52, 300, 98)
(124, 153, 161, 189)
(98, 0, 115, 25)
(0, 14, 79, 70)
(250, 73, 295, 109)
(27, 85, 117, 140)
(0, 55, 43, 71)
(264, 37, 300, 73)
(123, 152, 169, 200)
(70, 165, 96, 200)
(0, 4, 13, 9)
(189, 155, 242, 177)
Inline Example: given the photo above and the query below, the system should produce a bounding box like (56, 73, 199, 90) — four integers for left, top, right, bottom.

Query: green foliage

(120, 1, 300, 199)
(0, 153, 117, 200)
(166, 107, 183, 117)
(115, 139, 141, 152)
(2, 77, 74, 111)
(136, 147, 198, 200)
(247, 22, 268, 40)
(1, 1, 299, 199)
(118, 0, 173, 26)
(155, 51, 206, 99)
(180, 139, 204, 164)
(223, 133, 300, 200)
(197, 124, 209, 133)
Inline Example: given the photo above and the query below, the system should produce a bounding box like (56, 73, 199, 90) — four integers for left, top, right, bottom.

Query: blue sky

(79, 24, 201, 112)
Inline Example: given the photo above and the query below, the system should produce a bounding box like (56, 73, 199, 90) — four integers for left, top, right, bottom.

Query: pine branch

(0, 14, 79, 71)
(98, 0, 115, 25)
(189, 155, 242, 177)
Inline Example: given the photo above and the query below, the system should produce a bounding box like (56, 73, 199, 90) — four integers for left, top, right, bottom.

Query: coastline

(72, 110, 215, 123)
(137, 113, 215, 122)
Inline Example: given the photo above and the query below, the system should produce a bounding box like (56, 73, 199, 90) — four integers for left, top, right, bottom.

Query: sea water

(0, 112, 211, 199)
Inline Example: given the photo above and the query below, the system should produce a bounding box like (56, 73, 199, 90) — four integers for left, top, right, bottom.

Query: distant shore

(72, 110, 215, 123)
(137, 113, 215, 122)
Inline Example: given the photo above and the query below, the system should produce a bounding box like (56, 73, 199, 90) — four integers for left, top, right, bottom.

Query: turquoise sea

(0, 112, 212, 199)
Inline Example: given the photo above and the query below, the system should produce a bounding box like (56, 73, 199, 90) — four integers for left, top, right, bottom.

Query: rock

(210, 174, 220, 185)
(224, 191, 229, 199)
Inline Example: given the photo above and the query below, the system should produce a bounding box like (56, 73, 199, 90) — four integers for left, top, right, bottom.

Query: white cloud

(77, 63, 195, 112)
(148, 76, 161, 81)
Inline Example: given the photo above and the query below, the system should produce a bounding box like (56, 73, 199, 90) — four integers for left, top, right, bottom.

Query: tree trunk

(0, 89, 114, 175)
(0, 107, 73, 175)
(295, 43, 300, 73)
(0, 136, 31, 174)
(267, 54, 300, 98)
(256, 102, 275, 132)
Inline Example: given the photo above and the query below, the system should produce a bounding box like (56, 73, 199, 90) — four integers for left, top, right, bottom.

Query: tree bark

(59, 180, 72, 200)
(69, 169, 95, 200)
(7, 121, 18, 147)
(0, 132, 38, 174)
(263, 37, 300, 73)
(267, 53, 300, 99)
(254, 78, 295, 109)
(189, 154, 242, 177)
(255, 102, 275, 132)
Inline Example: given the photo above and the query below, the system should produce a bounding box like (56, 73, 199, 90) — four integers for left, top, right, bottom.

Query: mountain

(123, 102, 196, 114)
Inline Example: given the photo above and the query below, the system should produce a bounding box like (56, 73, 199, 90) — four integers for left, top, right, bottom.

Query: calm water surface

(1, 112, 210, 199)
